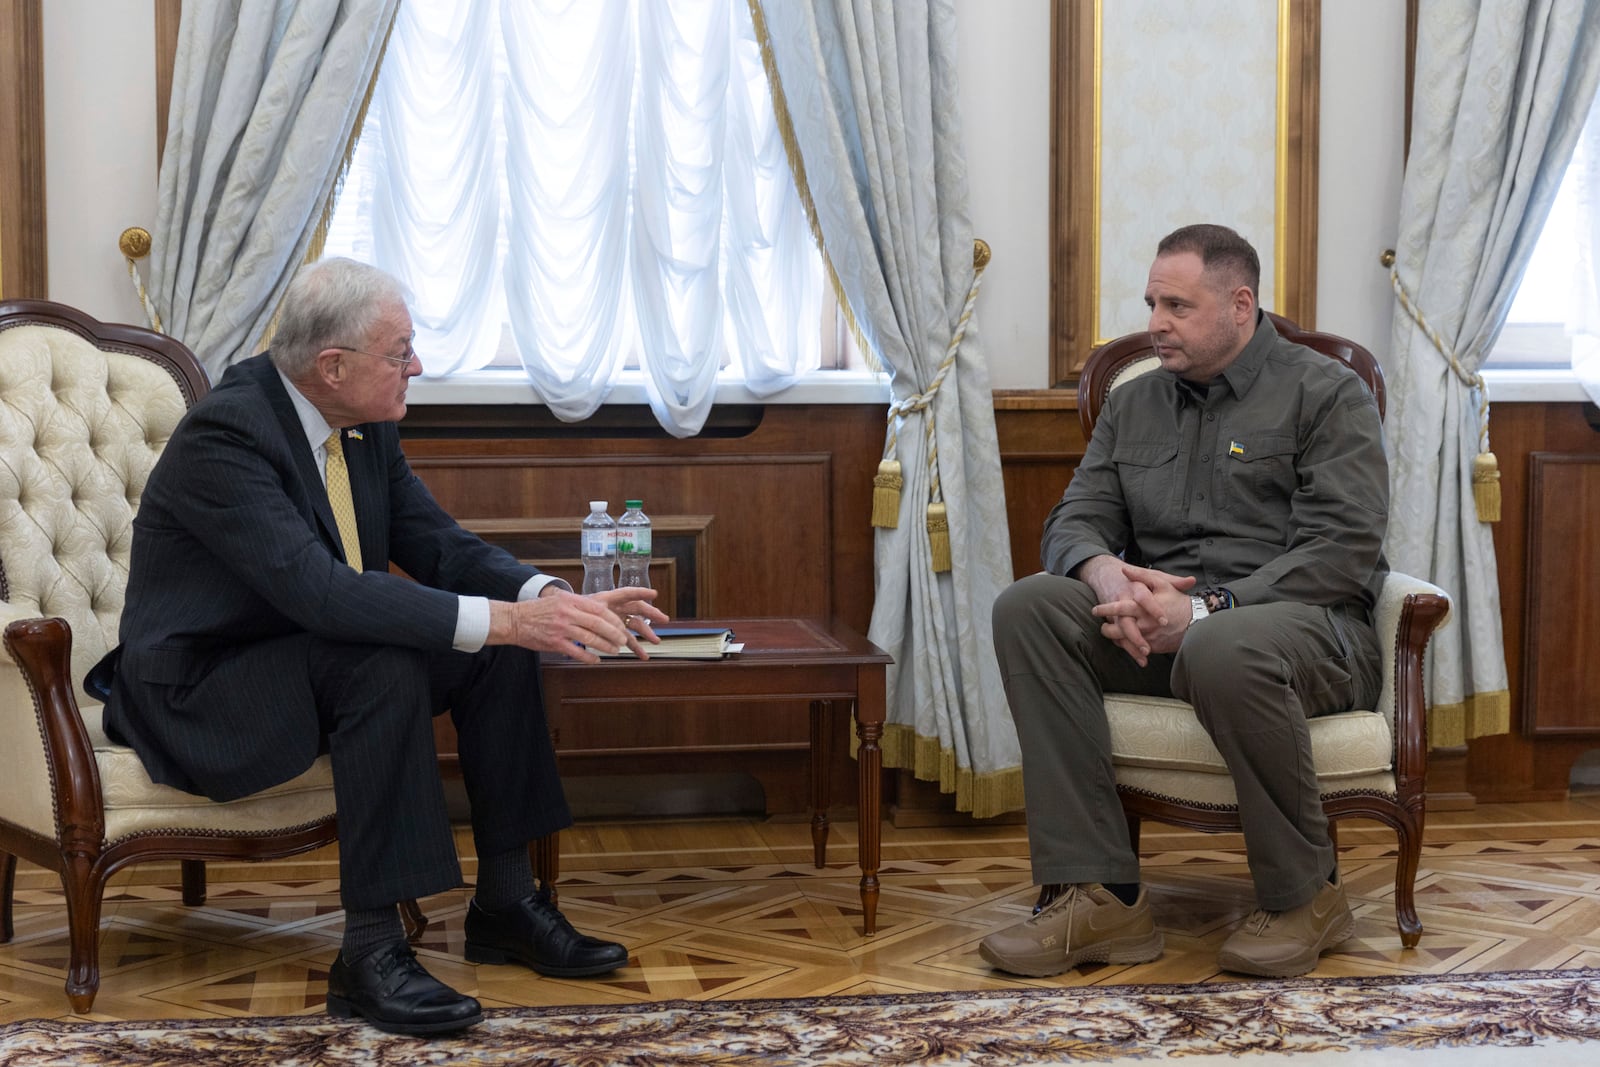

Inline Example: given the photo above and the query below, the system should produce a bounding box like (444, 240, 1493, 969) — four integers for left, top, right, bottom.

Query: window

(323, 0, 859, 434)
(1487, 87, 1600, 374)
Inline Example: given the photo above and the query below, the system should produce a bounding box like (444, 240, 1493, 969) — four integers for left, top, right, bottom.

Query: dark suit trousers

(299, 638, 569, 911)
(992, 573, 1380, 913)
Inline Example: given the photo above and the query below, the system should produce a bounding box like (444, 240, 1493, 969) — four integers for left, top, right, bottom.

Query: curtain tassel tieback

(869, 240, 991, 571)
(925, 500, 952, 572)
(871, 459, 903, 528)
(1384, 252, 1500, 522)
(1472, 451, 1502, 523)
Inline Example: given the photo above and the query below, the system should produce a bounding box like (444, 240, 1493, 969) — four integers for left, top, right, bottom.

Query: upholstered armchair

(1065, 313, 1453, 948)
(0, 301, 416, 1013)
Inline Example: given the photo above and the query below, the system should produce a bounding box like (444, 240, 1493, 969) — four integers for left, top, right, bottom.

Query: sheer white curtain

(329, 0, 821, 437)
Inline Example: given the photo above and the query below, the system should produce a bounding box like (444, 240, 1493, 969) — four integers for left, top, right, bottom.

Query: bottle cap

(625, 499, 643, 508)
(589, 501, 608, 511)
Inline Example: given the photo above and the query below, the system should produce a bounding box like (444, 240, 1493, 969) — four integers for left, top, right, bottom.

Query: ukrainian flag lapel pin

(1229, 440, 1244, 457)
(346, 428, 364, 441)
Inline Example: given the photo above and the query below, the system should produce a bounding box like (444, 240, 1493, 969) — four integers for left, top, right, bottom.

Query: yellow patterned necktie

(323, 430, 363, 571)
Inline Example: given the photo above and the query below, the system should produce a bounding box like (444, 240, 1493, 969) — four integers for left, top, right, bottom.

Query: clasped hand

(490, 586, 670, 664)
(1077, 556, 1198, 667)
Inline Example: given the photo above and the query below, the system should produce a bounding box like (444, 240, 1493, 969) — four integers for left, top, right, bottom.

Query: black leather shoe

(464, 886, 629, 977)
(326, 942, 483, 1035)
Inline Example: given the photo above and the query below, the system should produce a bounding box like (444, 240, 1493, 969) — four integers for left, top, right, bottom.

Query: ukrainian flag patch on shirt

(1229, 440, 1245, 457)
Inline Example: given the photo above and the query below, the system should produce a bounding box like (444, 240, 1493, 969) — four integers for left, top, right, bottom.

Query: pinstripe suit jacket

(99, 353, 539, 800)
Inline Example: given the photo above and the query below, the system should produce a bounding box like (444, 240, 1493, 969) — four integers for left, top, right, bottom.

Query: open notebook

(597, 626, 741, 660)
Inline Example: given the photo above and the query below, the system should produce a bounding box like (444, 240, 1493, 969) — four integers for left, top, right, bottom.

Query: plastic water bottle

(617, 499, 652, 589)
(581, 501, 616, 593)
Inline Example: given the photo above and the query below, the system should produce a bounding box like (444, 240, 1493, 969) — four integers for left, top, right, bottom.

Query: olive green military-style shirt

(1042, 313, 1389, 614)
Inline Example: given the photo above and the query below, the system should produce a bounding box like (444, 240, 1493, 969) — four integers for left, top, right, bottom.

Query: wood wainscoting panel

(994, 392, 1087, 580)
(1472, 402, 1600, 803)
(1521, 451, 1600, 737)
(406, 403, 883, 816)
(457, 515, 715, 619)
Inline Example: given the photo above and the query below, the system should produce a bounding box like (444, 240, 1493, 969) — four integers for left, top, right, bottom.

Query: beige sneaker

(979, 884, 1163, 977)
(1217, 874, 1354, 978)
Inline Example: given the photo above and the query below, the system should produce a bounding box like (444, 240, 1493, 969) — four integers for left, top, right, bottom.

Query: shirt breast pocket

(1113, 439, 1180, 531)
(1220, 431, 1298, 521)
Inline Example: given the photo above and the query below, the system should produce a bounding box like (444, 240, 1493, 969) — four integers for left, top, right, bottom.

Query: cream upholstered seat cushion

(0, 322, 336, 846)
(1104, 569, 1450, 806)
(82, 699, 336, 843)
(1107, 696, 1393, 779)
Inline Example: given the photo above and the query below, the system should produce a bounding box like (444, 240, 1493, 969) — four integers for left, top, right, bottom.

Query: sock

(475, 846, 537, 911)
(342, 904, 404, 961)
(1102, 881, 1140, 906)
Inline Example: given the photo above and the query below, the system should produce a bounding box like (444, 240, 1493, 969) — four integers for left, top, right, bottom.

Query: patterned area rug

(4, 968, 1599, 1066)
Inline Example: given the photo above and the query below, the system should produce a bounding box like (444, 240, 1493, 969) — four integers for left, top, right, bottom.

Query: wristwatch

(1189, 595, 1210, 624)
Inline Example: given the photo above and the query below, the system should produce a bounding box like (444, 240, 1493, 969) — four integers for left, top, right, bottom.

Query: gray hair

(269, 258, 410, 377)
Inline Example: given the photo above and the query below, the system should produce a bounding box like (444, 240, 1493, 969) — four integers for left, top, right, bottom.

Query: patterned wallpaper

(1097, 0, 1280, 339)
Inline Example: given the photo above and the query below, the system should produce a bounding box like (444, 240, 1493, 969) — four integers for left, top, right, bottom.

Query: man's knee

(993, 573, 1094, 639)
(310, 640, 430, 706)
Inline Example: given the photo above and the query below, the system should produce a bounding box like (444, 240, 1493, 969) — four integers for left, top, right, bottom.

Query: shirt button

(1205, 538, 1214, 545)
(1201, 455, 1210, 464)
(1207, 413, 1215, 421)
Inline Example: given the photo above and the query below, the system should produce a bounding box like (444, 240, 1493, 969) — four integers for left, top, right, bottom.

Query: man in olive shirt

(979, 224, 1388, 979)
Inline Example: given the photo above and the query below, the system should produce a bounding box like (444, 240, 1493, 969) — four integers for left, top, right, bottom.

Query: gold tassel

(927, 501, 951, 572)
(871, 460, 902, 528)
(1472, 451, 1501, 523)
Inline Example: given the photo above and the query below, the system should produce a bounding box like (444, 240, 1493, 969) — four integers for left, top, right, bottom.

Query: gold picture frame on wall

(0, 0, 47, 300)
(1049, 0, 1320, 385)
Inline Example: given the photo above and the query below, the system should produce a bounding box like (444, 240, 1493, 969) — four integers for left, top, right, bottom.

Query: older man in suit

(94, 257, 668, 1035)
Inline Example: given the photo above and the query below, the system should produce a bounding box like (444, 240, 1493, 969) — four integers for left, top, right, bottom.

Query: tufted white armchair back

(0, 308, 205, 690)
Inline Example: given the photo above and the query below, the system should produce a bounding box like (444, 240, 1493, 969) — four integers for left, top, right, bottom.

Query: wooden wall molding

(155, 0, 181, 162)
(1049, 0, 1321, 384)
(0, 0, 47, 299)
(458, 514, 716, 619)
(1520, 451, 1600, 738)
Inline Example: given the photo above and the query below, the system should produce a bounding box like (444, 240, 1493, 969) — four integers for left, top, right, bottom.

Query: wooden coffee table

(536, 617, 893, 935)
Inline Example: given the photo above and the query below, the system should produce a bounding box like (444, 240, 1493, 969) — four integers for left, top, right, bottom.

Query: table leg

(855, 695, 883, 937)
(810, 698, 833, 868)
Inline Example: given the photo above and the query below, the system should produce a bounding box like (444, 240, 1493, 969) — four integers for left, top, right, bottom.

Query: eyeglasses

(330, 338, 417, 372)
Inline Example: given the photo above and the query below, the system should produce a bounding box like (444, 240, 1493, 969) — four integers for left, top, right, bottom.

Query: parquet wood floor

(4, 793, 1600, 1023)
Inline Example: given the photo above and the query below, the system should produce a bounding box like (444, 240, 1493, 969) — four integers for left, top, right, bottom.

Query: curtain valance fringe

(867, 723, 1026, 819)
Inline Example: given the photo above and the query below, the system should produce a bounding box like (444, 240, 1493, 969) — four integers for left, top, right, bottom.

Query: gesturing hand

(490, 586, 669, 663)
(589, 586, 670, 660)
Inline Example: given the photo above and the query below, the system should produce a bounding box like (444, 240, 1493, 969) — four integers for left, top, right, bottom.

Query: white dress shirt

(276, 367, 561, 652)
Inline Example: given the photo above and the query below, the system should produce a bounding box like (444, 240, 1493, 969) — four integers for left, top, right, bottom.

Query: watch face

(1190, 596, 1209, 622)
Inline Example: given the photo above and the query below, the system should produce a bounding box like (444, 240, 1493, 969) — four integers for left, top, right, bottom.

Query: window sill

(405, 368, 892, 406)
(1481, 368, 1597, 403)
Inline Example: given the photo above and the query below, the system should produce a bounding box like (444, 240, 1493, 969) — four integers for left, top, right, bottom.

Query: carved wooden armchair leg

(0, 852, 15, 941)
(1391, 809, 1424, 948)
(62, 856, 109, 1014)
(181, 859, 206, 906)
